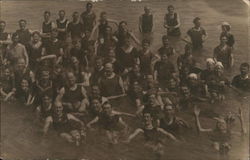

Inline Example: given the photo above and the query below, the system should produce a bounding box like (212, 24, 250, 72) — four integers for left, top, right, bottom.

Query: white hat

(206, 58, 216, 65)
(222, 21, 230, 26)
(215, 61, 224, 69)
(188, 73, 198, 80)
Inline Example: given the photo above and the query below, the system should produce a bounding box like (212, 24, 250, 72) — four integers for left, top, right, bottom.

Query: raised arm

(194, 106, 213, 133)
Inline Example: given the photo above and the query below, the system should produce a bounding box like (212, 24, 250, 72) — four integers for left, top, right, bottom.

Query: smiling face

(21, 79, 29, 90)
(42, 95, 52, 107)
(32, 33, 41, 43)
(220, 36, 228, 45)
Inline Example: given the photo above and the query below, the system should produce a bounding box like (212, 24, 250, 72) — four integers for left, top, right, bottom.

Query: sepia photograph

(0, 0, 249, 160)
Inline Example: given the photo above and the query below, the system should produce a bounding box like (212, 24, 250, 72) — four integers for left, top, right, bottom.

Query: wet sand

(1, 0, 249, 160)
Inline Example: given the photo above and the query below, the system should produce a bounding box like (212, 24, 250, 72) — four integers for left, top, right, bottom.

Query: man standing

(81, 2, 96, 33)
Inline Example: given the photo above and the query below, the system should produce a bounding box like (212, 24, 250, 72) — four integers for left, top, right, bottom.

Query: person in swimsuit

(194, 105, 246, 156)
(67, 11, 84, 41)
(231, 62, 250, 92)
(139, 6, 153, 41)
(0, 20, 12, 63)
(220, 22, 235, 48)
(42, 101, 86, 146)
(164, 5, 181, 37)
(41, 11, 56, 47)
(186, 17, 207, 52)
(124, 112, 178, 160)
(87, 101, 128, 145)
(81, 2, 96, 33)
(56, 10, 69, 42)
(213, 36, 233, 69)
(15, 19, 32, 47)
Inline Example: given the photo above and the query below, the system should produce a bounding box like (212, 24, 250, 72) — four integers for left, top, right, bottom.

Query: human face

(161, 54, 168, 62)
(142, 42, 150, 51)
(91, 86, 100, 95)
(165, 105, 175, 117)
(73, 13, 79, 22)
(19, 21, 26, 30)
(33, 33, 41, 43)
(44, 13, 50, 22)
(95, 59, 103, 70)
(41, 71, 50, 81)
(12, 35, 19, 43)
(148, 95, 157, 106)
(215, 67, 223, 75)
(0, 22, 6, 32)
(16, 59, 26, 70)
(73, 40, 82, 49)
(194, 20, 201, 28)
(207, 63, 215, 71)
(67, 73, 76, 86)
(144, 7, 150, 15)
(181, 87, 190, 98)
(91, 99, 101, 112)
(143, 113, 152, 126)
(104, 66, 113, 77)
(103, 103, 112, 116)
(21, 79, 29, 90)
(55, 104, 63, 115)
(168, 7, 174, 14)
(42, 96, 51, 106)
(59, 11, 65, 20)
(240, 66, 249, 76)
(120, 22, 128, 32)
(168, 79, 176, 89)
(216, 121, 227, 132)
(220, 36, 228, 45)
(86, 4, 93, 12)
(3, 69, 11, 77)
(162, 38, 169, 47)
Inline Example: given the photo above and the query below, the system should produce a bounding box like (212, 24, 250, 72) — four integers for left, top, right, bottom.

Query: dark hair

(19, 19, 27, 24)
(86, 2, 93, 8)
(100, 11, 107, 16)
(0, 20, 6, 25)
(162, 35, 168, 41)
(44, 11, 51, 16)
(95, 56, 103, 62)
(11, 32, 19, 40)
(32, 31, 41, 37)
(59, 10, 65, 14)
(222, 25, 230, 32)
(240, 63, 250, 69)
(73, 11, 79, 16)
(193, 17, 201, 24)
(168, 5, 174, 10)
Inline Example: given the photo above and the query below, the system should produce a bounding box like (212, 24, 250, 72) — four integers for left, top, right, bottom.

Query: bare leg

(60, 132, 74, 143)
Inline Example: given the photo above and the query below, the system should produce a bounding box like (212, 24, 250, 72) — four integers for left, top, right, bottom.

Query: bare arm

(194, 106, 213, 133)
(43, 116, 52, 136)
(157, 128, 178, 142)
(87, 116, 99, 128)
(125, 128, 144, 143)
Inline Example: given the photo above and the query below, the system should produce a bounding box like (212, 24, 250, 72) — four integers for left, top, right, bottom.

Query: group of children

(0, 2, 249, 160)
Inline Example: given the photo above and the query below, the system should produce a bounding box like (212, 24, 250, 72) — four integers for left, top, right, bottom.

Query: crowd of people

(0, 2, 249, 160)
